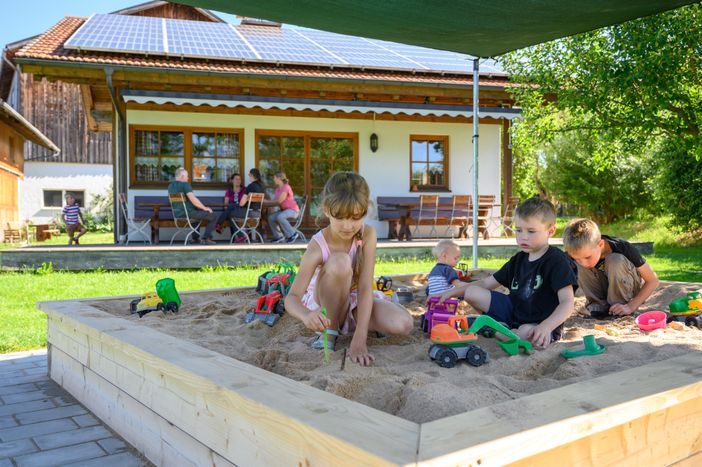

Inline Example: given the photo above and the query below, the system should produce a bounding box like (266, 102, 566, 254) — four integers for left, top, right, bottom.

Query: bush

(540, 131, 653, 223)
(653, 139, 702, 231)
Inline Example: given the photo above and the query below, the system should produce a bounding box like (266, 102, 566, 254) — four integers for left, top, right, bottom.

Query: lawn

(0, 217, 699, 353)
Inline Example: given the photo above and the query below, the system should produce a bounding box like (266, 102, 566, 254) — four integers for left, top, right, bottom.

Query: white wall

(20, 162, 113, 224)
(127, 110, 503, 237)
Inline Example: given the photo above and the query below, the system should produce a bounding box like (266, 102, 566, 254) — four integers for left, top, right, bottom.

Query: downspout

(105, 67, 126, 244)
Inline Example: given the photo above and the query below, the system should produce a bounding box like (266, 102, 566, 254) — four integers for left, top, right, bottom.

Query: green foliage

(35, 262, 53, 275)
(652, 139, 702, 230)
(86, 184, 114, 232)
(540, 131, 654, 223)
(502, 4, 702, 227)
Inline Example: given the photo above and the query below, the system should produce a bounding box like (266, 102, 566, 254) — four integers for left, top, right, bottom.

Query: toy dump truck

(257, 261, 297, 295)
(129, 278, 181, 318)
(429, 315, 533, 368)
(456, 261, 473, 282)
(420, 297, 459, 333)
(667, 291, 702, 327)
(245, 291, 285, 326)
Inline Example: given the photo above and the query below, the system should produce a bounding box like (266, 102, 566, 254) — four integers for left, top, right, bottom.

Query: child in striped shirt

(62, 194, 86, 245)
(426, 239, 469, 300)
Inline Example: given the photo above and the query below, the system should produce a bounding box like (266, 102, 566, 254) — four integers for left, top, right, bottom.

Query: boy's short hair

(563, 218, 601, 252)
(514, 196, 556, 226)
(432, 239, 459, 259)
(64, 194, 74, 200)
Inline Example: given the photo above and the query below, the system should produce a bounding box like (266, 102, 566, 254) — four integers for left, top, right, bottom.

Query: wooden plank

(44, 300, 419, 467)
(417, 353, 702, 466)
(670, 450, 702, 467)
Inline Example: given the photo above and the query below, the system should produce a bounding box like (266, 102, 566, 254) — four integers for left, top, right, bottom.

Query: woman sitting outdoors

(215, 173, 246, 240)
(268, 171, 300, 243)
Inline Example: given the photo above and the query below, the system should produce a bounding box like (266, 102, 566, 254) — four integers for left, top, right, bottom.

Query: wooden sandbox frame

(40, 278, 702, 466)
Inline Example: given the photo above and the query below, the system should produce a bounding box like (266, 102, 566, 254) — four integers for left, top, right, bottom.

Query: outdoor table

(33, 223, 60, 242)
(383, 201, 498, 241)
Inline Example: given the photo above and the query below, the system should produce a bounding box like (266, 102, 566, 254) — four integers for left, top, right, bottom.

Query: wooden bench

(134, 195, 228, 243)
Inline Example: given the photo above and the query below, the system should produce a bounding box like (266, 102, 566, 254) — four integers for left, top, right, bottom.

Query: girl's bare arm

(284, 241, 329, 332)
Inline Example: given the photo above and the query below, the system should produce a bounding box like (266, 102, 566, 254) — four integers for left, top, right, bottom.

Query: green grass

(0, 231, 114, 250)
(0, 216, 699, 353)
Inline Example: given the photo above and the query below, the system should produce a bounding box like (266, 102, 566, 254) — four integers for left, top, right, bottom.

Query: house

(0, 99, 58, 241)
(10, 1, 519, 241)
(0, 1, 223, 227)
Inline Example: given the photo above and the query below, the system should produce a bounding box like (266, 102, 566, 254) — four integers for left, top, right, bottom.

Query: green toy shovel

(321, 307, 329, 364)
(561, 335, 606, 359)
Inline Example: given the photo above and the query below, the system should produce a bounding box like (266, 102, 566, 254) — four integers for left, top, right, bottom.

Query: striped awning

(122, 90, 521, 120)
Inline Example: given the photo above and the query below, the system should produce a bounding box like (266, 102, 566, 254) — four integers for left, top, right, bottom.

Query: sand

(89, 275, 702, 423)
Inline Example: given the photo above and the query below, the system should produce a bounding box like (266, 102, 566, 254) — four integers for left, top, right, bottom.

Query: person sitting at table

(230, 168, 265, 217)
(215, 173, 246, 237)
(168, 167, 217, 245)
(267, 171, 300, 243)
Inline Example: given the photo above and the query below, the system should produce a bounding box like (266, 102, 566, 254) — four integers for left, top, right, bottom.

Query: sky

(1, 1, 240, 48)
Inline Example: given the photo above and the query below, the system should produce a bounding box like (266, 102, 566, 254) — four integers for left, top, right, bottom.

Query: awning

(0, 99, 59, 154)
(172, 0, 698, 57)
(122, 90, 521, 120)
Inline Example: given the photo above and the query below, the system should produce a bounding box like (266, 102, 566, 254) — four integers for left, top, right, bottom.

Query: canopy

(172, 0, 697, 57)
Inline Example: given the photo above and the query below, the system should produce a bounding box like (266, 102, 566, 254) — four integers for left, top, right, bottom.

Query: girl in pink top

(284, 172, 413, 366)
(268, 172, 300, 243)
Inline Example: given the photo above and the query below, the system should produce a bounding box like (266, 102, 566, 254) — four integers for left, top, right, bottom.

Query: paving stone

(1, 390, 52, 405)
(0, 437, 37, 458)
(0, 383, 38, 396)
(0, 419, 78, 442)
(0, 399, 55, 417)
(72, 414, 99, 428)
(0, 359, 43, 370)
(97, 437, 127, 454)
(34, 425, 111, 451)
(0, 374, 46, 388)
(16, 404, 86, 425)
(0, 416, 17, 429)
(64, 451, 145, 467)
(0, 458, 13, 467)
(51, 393, 78, 407)
(13, 441, 105, 467)
(20, 367, 48, 377)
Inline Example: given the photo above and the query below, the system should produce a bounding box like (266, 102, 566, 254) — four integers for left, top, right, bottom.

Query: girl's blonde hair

(274, 171, 289, 184)
(317, 172, 371, 282)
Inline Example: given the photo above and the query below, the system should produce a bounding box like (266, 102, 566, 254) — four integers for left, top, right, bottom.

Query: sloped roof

(14, 16, 509, 88)
(0, 99, 59, 152)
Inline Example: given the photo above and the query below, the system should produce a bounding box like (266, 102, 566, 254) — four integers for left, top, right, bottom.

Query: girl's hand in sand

(609, 303, 633, 316)
(349, 339, 375, 366)
(527, 324, 551, 349)
(303, 309, 331, 332)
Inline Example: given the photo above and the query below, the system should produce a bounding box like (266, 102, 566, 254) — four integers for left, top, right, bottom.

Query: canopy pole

(471, 58, 480, 268)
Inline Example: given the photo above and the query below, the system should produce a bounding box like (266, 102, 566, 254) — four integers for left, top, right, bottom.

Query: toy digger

(245, 291, 285, 326)
(428, 315, 533, 368)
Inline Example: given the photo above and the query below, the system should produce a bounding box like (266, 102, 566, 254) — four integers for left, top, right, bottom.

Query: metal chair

(230, 192, 265, 244)
(411, 195, 440, 238)
(444, 195, 472, 238)
(118, 193, 151, 244)
(168, 193, 202, 245)
(286, 195, 308, 243)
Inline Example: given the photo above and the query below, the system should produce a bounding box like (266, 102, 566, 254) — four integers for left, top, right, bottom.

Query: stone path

(0, 349, 150, 466)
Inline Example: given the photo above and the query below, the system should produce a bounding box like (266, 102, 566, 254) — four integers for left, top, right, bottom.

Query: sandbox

(40, 274, 702, 466)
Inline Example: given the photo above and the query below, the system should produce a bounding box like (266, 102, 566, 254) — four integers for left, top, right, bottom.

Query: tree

(501, 3, 702, 227)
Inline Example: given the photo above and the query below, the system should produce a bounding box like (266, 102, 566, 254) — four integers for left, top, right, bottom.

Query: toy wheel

(129, 299, 140, 313)
(435, 348, 457, 368)
(275, 301, 285, 315)
(156, 303, 165, 312)
(685, 316, 701, 328)
(466, 346, 488, 367)
(166, 302, 179, 313)
(666, 315, 676, 324)
(428, 344, 439, 359)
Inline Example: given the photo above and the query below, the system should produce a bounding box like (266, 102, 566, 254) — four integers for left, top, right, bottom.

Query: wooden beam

(502, 119, 513, 212)
(79, 85, 98, 131)
(417, 352, 702, 466)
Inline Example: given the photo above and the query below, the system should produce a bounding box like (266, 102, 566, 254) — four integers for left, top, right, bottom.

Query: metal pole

(472, 58, 480, 268)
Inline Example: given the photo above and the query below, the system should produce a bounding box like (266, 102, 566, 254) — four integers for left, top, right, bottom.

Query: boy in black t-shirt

(462, 197, 577, 348)
(563, 218, 659, 318)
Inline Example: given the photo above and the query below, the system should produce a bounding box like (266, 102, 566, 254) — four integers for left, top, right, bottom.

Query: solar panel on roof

(63, 13, 506, 75)
(165, 19, 258, 59)
(65, 14, 164, 54)
(236, 26, 344, 65)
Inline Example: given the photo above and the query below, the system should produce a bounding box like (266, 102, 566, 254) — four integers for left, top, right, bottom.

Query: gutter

(13, 57, 510, 92)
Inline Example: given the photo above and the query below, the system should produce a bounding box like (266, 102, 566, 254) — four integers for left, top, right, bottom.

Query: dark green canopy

(172, 0, 698, 57)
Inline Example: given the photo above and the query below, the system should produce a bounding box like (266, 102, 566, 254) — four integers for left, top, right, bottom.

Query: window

(43, 190, 85, 208)
(256, 131, 357, 219)
(130, 126, 244, 186)
(410, 135, 449, 191)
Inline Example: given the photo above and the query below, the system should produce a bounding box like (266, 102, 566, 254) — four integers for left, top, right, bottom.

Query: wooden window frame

(129, 124, 244, 189)
(409, 134, 450, 192)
